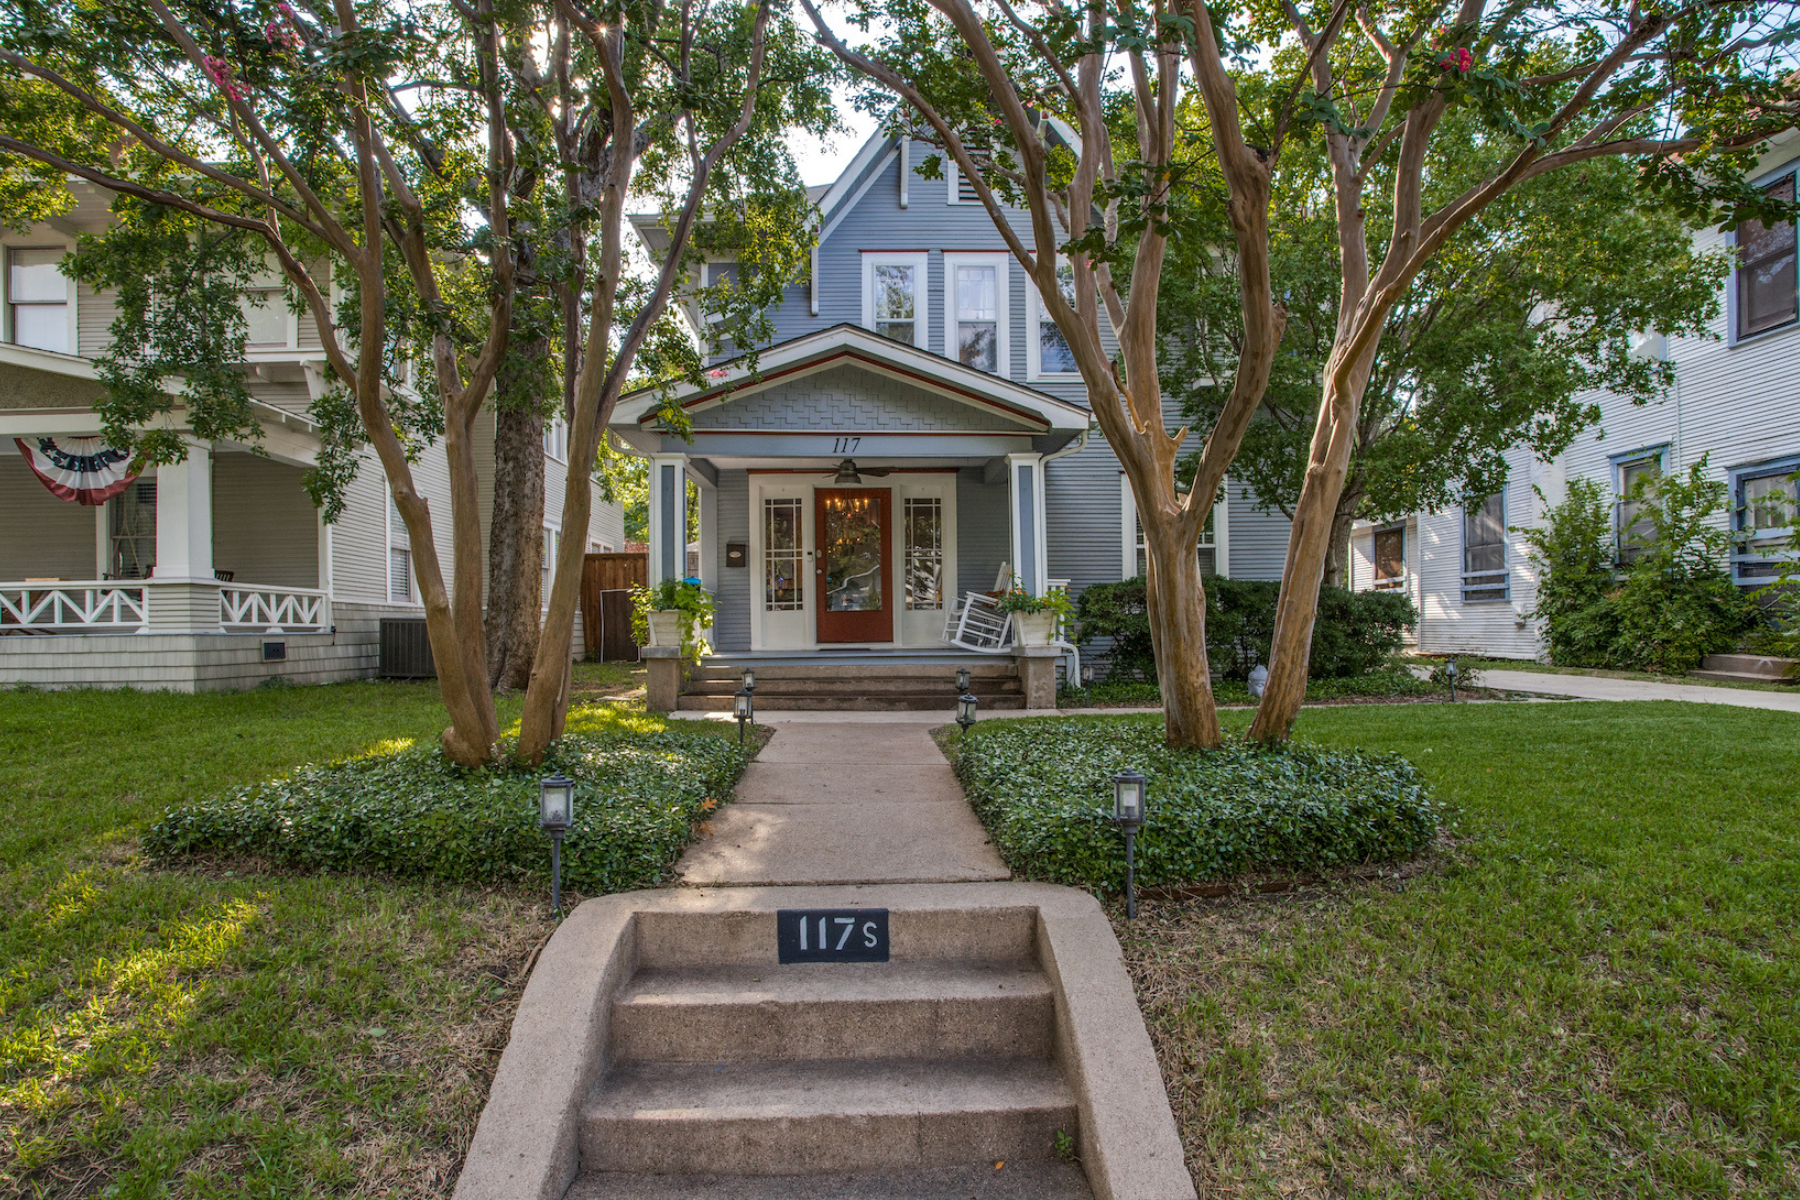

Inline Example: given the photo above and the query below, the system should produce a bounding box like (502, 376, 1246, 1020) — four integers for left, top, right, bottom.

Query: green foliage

(1528, 460, 1757, 673)
(1072, 577, 1415, 682)
(994, 586, 1074, 617)
(1061, 668, 1442, 709)
(145, 714, 746, 894)
(952, 716, 1440, 891)
(631, 578, 716, 664)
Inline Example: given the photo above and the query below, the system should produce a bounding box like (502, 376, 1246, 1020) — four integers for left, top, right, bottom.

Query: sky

(791, 97, 881, 188)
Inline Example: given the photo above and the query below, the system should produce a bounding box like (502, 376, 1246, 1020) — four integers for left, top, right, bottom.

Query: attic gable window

(1737, 172, 1797, 339)
(861, 252, 928, 349)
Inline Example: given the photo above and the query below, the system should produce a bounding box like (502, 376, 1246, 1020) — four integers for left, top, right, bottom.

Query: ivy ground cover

(0, 666, 742, 1199)
(1114, 702, 1800, 1198)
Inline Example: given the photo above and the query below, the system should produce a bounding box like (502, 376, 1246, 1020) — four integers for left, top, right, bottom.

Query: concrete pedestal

(642, 647, 685, 713)
(1013, 645, 1061, 710)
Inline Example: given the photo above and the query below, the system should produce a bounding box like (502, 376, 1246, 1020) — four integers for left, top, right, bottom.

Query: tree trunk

(486, 400, 546, 690)
(1144, 520, 1223, 749)
(1322, 498, 1357, 589)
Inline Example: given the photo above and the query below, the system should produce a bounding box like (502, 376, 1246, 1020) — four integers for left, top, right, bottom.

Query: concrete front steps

(1690, 652, 1798, 685)
(677, 660, 1025, 712)
(455, 884, 1196, 1200)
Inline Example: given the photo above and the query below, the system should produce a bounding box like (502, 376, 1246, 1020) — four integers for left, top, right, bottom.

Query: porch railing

(219, 584, 331, 633)
(0, 582, 148, 632)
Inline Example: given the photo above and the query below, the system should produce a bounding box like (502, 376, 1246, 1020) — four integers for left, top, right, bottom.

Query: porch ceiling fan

(825, 458, 892, 485)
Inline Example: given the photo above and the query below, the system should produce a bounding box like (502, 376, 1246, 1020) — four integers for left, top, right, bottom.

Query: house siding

(0, 454, 98, 578)
(212, 452, 319, 589)
(957, 467, 1011, 596)
(713, 468, 752, 652)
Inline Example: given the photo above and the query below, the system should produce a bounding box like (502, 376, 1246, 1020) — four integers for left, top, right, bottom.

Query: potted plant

(631, 577, 716, 663)
(995, 586, 1073, 646)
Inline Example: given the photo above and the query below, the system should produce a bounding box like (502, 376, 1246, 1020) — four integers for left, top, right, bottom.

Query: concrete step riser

(676, 695, 1028, 711)
(632, 909, 1040, 970)
(611, 992, 1054, 1063)
(581, 1101, 1076, 1175)
(684, 680, 1022, 696)
(1699, 653, 1798, 678)
(690, 666, 1019, 682)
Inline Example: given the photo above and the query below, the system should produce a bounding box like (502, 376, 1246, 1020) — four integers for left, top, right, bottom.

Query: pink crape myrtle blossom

(202, 54, 248, 100)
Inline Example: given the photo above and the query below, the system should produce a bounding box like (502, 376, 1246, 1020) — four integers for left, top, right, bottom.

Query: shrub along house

(0, 183, 622, 690)
(1350, 128, 1800, 665)
(616, 129, 1291, 704)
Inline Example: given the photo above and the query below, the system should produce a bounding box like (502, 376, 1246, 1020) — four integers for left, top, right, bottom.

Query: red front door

(815, 488, 892, 643)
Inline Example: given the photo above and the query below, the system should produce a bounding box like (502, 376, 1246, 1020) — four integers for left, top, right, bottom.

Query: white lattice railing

(0, 582, 148, 631)
(219, 584, 330, 633)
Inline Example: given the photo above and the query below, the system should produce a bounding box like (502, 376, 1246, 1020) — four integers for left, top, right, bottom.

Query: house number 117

(776, 907, 890, 963)
(831, 437, 862, 454)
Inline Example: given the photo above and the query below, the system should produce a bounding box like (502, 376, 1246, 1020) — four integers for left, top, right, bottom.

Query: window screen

(1738, 175, 1797, 338)
(1461, 493, 1508, 602)
(1374, 527, 1405, 589)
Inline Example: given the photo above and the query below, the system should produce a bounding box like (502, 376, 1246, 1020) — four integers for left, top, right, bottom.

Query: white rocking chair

(941, 562, 1015, 653)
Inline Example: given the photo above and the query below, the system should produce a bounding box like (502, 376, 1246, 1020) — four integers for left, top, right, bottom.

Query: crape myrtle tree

(0, 0, 832, 765)
(1, 0, 521, 765)
(802, 0, 1799, 747)
(1165, 141, 1730, 588)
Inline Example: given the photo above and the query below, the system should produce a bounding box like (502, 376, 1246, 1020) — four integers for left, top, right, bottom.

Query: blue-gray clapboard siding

(1226, 483, 1292, 581)
(713, 469, 752, 652)
(956, 468, 1010, 597)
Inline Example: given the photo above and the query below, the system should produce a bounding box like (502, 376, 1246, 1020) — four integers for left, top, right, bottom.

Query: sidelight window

(903, 497, 944, 609)
(764, 497, 804, 610)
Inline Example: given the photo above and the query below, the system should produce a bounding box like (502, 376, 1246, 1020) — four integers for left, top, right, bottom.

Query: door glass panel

(823, 493, 884, 611)
(903, 497, 942, 609)
(764, 497, 804, 610)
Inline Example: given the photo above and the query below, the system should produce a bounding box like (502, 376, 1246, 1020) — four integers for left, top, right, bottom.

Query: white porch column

(148, 438, 222, 631)
(696, 475, 717, 594)
(1006, 452, 1048, 596)
(648, 453, 688, 583)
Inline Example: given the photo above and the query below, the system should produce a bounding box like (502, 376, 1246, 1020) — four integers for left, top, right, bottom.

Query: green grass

(1111, 702, 1800, 1198)
(0, 666, 726, 1198)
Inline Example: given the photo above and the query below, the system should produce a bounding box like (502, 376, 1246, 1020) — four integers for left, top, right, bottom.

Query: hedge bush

(952, 715, 1440, 891)
(1072, 576, 1417, 681)
(145, 709, 749, 893)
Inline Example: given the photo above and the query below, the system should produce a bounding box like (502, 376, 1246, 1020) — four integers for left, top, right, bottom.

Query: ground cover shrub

(146, 708, 747, 892)
(952, 715, 1438, 891)
(1059, 667, 1439, 708)
(1073, 577, 1416, 682)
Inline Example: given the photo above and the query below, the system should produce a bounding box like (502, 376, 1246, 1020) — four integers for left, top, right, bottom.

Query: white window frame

(543, 413, 569, 463)
(4, 243, 77, 356)
(860, 252, 929, 349)
(386, 488, 413, 603)
(1026, 259, 1081, 381)
(945, 158, 980, 205)
(942, 252, 1011, 379)
(1460, 491, 1510, 604)
(541, 523, 559, 608)
(1120, 473, 1228, 578)
(239, 282, 297, 351)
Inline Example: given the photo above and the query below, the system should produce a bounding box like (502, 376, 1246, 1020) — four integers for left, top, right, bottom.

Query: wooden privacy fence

(581, 552, 647, 662)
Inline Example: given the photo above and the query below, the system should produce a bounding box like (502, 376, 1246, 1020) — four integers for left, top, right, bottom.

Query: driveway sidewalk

(1472, 668, 1800, 712)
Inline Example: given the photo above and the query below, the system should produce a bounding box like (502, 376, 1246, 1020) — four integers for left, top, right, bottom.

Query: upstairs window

(7, 247, 69, 354)
(1373, 526, 1406, 590)
(1461, 491, 1508, 602)
(861, 253, 927, 349)
(240, 285, 289, 347)
(541, 525, 558, 602)
(387, 489, 413, 603)
(1029, 261, 1078, 379)
(1737, 173, 1797, 339)
(944, 253, 1009, 375)
(544, 414, 568, 462)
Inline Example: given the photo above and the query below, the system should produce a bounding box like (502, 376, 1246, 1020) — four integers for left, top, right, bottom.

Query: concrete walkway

(1473, 668, 1800, 712)
(678, 717, 1010, 886)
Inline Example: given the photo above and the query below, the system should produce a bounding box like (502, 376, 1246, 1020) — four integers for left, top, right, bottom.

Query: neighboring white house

(1351, 129, 1800, 659)
(0, 182, 623, 690)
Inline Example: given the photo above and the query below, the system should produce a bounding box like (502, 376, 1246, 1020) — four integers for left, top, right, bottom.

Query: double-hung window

(387, 489, 413, 602)
(943, 252, 1009, 376)
(1731, 457, 1800, 583)
(1123, 475, 1226, 577)
(7, 247, 70, 354)
(1614, 450, 1664, 563)
(541, 525, 558, 602)
(544, 414, 569, 462)
(1373, 526, 1406, 590)
(1028, 260, 1079, 379)
(1736, 172, 1797, 340)
(240, 285, 290, 348)
(1461, 492, 1508, 603)
(861, 253, 927, 349)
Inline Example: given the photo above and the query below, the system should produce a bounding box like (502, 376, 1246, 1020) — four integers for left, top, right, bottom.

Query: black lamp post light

(956, 689, 978, 732)
(741, 666, 756, 694)
(539, 774, 575, 920)
(734, 687, 754, 744)
(1111, 769, 1147, 919)
(955, 666, 971, 693)
(1445, 655, 1459, 703)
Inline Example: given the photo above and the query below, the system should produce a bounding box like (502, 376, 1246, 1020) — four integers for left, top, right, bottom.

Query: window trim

(543, 413, 569, 464)
(5, 243, 76, 356)
(540, 523, 560, 609)
(386, 486, 414, 604)
(1121, 472, 1228, 579)
(942, 251, 1011, 379)
(240, 283, 297, 351)
(1729, 453, 1800, 584)
(1610, 442, 1669, 564)
(1729, 166, 1799, 344)
(1372, 523, 1407, 591)
(1025, 259, 1081, 381)
(859, 252, 930, 350)
(1460, 490, 1510, 604)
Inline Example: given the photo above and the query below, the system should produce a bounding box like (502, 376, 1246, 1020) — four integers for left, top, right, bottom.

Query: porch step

(678, 692, 1028, 711)
(567, 1161, 1094, 1200)
(1693, 653, 1798, 683)
(682, 677, 1020, 697)
(681, 659, 1029, 711)
(579, 1058, 1077, 1175)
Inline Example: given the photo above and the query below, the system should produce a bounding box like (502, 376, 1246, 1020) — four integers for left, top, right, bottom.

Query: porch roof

(610, 323, 1092, 457)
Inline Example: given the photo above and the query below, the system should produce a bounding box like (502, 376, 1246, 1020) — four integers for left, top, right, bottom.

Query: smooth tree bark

(0, 0, 518, 763)
(801, 0, 1285, 749)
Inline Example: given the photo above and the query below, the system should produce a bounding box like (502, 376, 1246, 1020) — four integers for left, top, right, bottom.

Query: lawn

(0, 661, 726, 1200)
(1106, 702, 1800, 1198)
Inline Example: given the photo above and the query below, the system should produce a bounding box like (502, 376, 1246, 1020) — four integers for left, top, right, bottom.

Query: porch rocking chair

(939, 564, 1083, 688)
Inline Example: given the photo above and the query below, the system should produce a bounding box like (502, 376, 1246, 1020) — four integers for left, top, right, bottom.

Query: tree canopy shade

(1163, 144, 1731, 586)
(0, 0, 834, 765)
(802, 0, 1799, 746)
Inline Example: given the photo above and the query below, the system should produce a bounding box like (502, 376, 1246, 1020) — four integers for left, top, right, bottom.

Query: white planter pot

(646, 610, 684, 647)
(1013, 611, 1057, 647)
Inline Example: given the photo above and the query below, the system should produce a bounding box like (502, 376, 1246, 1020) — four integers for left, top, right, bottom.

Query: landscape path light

(1111, 769, 1147, 919)
(741, 666, 756, 694)
(955, 666, 971, 693)
(734, 687, 754, 744)
(538, 774, 575, 921)
(1445, 655, 1459, 703)
(957, 690, 978, 732)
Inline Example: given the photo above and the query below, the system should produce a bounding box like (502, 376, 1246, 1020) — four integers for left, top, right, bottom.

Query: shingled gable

(609, 323, 1090, 445)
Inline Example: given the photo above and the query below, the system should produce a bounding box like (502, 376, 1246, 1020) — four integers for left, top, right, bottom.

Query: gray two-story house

(616, 130, 1291, 665)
